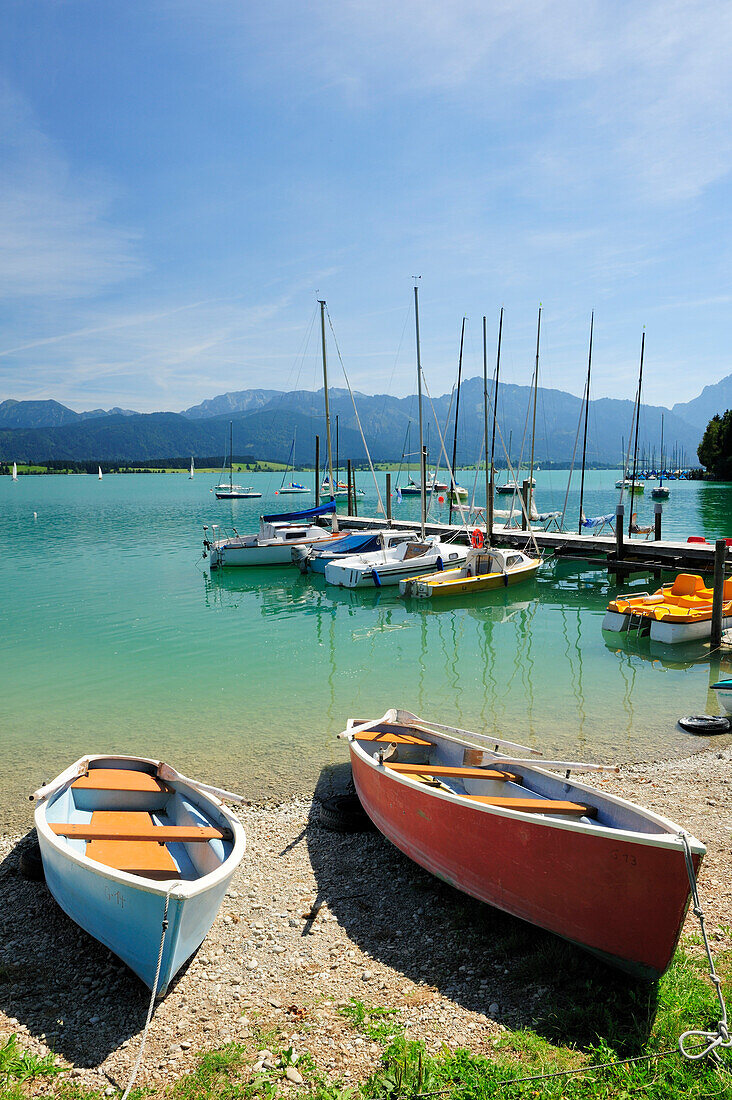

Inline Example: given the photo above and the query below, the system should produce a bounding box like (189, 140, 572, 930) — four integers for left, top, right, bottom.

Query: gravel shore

(1, 748, 730, 1096)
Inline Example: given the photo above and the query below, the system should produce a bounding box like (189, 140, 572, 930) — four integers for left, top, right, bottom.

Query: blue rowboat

(32, 755, 246, 996)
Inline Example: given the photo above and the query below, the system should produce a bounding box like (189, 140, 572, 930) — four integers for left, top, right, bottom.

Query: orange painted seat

(385, 763, 521, 782)
(469, 796, 596, 817)
(71, 769, 169, 794)
(84, 812, 178, 880)
(352, 730, 432, 746)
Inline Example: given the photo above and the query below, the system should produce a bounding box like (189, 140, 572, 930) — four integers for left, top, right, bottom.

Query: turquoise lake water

(2, 468, 732, 831)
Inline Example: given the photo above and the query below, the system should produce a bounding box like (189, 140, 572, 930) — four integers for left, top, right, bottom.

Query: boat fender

(678, 715, 731, 735)
(372, 569, 381, 587)
(435, 556, 443, 571)
(503, 572, 509, 587)
(471, 528, 484, 549)
(318, 793, 375, 832)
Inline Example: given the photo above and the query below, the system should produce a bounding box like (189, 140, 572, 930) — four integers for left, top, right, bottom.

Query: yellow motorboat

(399, 546, 541, 599)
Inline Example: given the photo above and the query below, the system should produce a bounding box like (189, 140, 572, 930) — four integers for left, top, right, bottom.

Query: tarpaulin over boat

(261, 500, 336, 523)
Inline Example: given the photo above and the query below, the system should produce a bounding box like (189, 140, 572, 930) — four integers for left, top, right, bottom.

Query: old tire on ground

(318, 792, 375, 832)
(18, 842, 45, 881)
(678, 714, 731, 735)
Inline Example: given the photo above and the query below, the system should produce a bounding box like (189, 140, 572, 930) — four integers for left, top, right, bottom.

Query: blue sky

(0, 1, 730, 412)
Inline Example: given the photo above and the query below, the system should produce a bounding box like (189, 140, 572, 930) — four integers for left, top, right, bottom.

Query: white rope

(120, 883, 178, 1099)
(678, 833, 732, 1062)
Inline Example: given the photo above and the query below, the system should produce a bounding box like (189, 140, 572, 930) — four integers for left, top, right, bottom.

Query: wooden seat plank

(72, 769, 169, 794)
(469, 796, 596, 817)
(386, 763, 521, 782)
(86, 812, 177, 880)
(352, 730, 432, 746)
(51, 822, 229, 842)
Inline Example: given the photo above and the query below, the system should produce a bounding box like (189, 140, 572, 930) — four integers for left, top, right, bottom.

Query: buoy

(678, 715, 731, 735)
(471, 528, 484, 549)
(438, 495, 444, 503)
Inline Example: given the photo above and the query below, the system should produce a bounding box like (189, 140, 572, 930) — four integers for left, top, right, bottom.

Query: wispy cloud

(0, 83, 141, 299)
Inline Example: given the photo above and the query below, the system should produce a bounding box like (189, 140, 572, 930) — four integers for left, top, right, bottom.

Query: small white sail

(12, 462, 18, 481)
(98, 466, 103, 480)
(189, 457, 194, 479)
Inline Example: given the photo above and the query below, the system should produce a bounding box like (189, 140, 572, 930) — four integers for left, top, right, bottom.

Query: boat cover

(262, 501, 336, 522)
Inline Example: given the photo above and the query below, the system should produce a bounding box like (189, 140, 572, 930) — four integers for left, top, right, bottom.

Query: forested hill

(0, 379, 703, 465)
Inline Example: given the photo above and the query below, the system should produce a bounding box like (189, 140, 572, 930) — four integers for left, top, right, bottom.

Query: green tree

(698, 409, 732, 478)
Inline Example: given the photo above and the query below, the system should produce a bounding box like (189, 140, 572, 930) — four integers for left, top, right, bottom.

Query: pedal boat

(341, 710, 704, 979)
(603, 574, 732, 644)
(33, 755, 246, 995)
(399, 546, 540, 598)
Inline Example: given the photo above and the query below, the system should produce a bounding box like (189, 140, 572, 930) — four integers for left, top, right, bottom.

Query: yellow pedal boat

(603, 573, 732, 643)
(399, 547, 541, 599)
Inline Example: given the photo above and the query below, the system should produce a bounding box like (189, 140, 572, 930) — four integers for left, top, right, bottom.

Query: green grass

(7, 947, 731, 1100)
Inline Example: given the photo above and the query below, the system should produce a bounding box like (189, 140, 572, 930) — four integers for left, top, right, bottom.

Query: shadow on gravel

(0, 832, 160, 1069)
(307, 765, 658, 1057)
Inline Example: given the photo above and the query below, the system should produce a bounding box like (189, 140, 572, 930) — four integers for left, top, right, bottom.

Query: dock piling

(654, 502, 662, 542)
(521, 480, 530, 531)
(386, 473, 392, 521)
(711, 539, 726, 648)
(347, 460, 353, 514)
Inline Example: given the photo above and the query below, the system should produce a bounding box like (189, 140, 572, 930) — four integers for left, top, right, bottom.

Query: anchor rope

(120, 882, 179, 1100)
(678, 832, 732, 1062)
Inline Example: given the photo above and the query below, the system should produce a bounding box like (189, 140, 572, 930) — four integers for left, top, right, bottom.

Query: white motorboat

(324, 534, 467, 588)
(205, 501, 341, 568)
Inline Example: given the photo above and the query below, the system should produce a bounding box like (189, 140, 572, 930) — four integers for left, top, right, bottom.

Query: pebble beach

(1, 747, 730, 1096)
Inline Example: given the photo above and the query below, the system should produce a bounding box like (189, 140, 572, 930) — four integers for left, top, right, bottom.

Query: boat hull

(350, 750, 698, 979)
(325, 549, 466, 589)
(38, 834, 234, 994)
(401, 560, 539, 598)
(210, 533, 339, 567)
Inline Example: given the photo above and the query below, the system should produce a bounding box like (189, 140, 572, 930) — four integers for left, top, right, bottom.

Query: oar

(157, 763, 247, 804)
(484, 757, 620, 774)
(30, 759, 90, 802)
(391, 709, 544, 757)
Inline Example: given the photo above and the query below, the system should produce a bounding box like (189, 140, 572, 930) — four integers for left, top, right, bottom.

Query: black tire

(318, 793, 375, 832)
(18, 842, 45, 881)
(678, 715, 731, 735)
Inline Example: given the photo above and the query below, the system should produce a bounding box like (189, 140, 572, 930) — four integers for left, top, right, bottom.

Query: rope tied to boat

(120, 882, 179, 1100)
(678, 831, 732, 1063)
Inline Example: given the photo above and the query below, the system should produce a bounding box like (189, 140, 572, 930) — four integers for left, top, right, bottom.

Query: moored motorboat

(293, 529, 408, 574)
(205, 501, 342, 567)
(324, 534, 467, 588)
(400, 546, 540, 599)
(341, 710, 704, 979)
(32, 755, 246, 995)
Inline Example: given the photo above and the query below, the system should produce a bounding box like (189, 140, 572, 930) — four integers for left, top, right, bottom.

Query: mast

(335, 415, 339, 485)
(229, 420, 233, 491)
(528, 306, 541, 518)
(414, 283, 425, 538)
(629, 330, 645, 523)
(578, 311, 593, 533)
(449, 317, 466, 524)
(318, 300, 336, 501)
(659, 414, 664, 487)
(489, 308, 503, 544)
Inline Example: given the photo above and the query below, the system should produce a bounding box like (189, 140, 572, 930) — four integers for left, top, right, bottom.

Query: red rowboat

(341, 710, 704, 979)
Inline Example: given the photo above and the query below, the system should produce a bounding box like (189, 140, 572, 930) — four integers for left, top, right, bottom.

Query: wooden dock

(338, 514, 725, 578)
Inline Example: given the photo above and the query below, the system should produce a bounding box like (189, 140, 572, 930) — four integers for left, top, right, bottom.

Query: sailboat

(651, 416, 670, 500)
(98, 466, 103, 480)
(215, 422, 261, 499)
(189, 457, 195, 480)
(12, 462, 18, 481)
(277, 430, 309, 494)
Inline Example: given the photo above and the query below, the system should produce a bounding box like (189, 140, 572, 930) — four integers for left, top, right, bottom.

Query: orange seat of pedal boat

(385, 762, 521, 782)
(72, 769, 169, 794)
(468, 796, 596, 817)
(668, 574, 706, 598)
(84, 811, 177, 880)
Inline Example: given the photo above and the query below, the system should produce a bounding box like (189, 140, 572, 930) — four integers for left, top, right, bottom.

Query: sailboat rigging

(278, 429, 309, 494)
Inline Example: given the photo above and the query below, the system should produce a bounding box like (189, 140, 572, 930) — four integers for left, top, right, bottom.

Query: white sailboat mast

(319, 301, 336, 502)
(414, 283, 425, 539)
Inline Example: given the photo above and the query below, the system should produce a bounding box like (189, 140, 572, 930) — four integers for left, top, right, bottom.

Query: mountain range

(2, 371, 731, 466)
